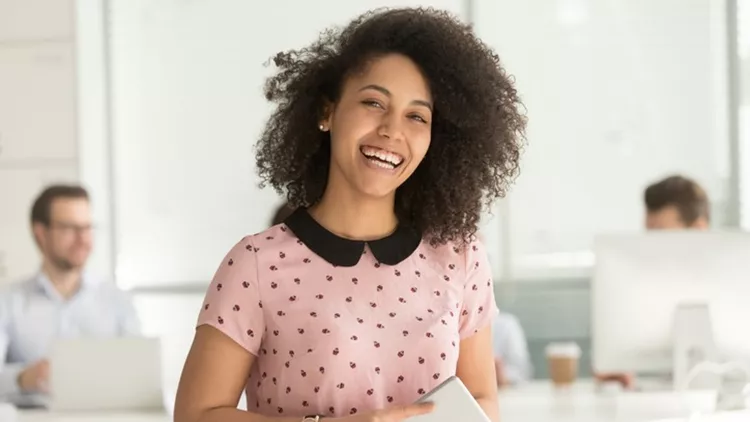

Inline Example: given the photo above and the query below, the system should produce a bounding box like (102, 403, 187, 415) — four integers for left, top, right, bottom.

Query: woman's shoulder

(417, 236, 487, 271)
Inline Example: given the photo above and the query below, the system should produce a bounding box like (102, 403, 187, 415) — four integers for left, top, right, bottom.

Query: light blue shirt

(492, 312, 533, 384)
(0, 272, 140, 396)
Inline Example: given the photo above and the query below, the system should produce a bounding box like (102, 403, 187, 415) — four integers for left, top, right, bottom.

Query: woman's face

(322, 53, 433, 200)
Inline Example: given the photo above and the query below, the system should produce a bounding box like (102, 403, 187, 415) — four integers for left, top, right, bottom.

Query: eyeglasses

(47, 221, 95, 235)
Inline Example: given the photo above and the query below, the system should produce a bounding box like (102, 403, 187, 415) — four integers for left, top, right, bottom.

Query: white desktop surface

(17, 410, 171, 422)
(13, 380, 746, 422)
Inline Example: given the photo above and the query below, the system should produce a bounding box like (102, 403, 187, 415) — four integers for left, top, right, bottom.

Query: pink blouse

(197, 212, 497, 418)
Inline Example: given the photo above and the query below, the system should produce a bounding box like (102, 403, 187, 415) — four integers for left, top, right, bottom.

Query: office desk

(17, 410, 171, 422)
(499, 380, 726, 422)
(12, 381, 743, 422)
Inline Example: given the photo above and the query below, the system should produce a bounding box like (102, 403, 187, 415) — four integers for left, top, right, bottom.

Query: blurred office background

(0, 0, 748, 397)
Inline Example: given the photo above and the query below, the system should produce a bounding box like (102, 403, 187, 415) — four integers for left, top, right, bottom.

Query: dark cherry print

(298, 328, 305, 334)
(314, 386, 320, 393)
(233, 304, 240, 311)
(374, 341, 381, 348)
(370, 302, 377, 308)
(377, 285, 383, 292)
(350, 335, 358, 341)
(367, 389, 374, 395)
(350, 408, 358, 415)
(242, 281, 250, 288)
(443, 275, 450, 281)
(415, 270, 421, 277)
(319, 366, 325, 374)
(397, 375, 405, 383)
(204, 304, 209, 310)
(418, 388, 426, 395)
(333, 348, 340, 356)
(441, 353, 447, 360)
(302, 401, 309, 407)
(277, 311, 286, 316)
(279, 252, 286, 259)
(351, 277, 359, 285)
(316, 294, 324, 299)
(247, 329, 254, 337)
(289, 296, 297, 302)
(271, 282, 278, 289)
(433, 373, 440, 380)
(403, 330, 409, 336)
(294, 278, 301, 284)
(337, 383, 345, 389)
(387, 396, 394, 403)
(389, 312, 397, 317)
(304, 258, 311, 263)
(449, 264, 455, 270)
(228, 259, 234, 266)
(216, 283, 223, 291)
(217, 316, 224, 324)
(326, 275, 333, 281)
(270, 265, 278, 271)
(375, 367, 381, 374)
(349, 362, 356, 369)
(397, 351, 405, 357)
(418, 357, 425, 364)
(411, 287, 418, 293)
(301, 370, 307, 377)
(334, 313, 341, 318)
(394, 269, 401, 276)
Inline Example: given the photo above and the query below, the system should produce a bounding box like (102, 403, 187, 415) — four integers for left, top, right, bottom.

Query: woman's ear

(318, 101, 334, 132)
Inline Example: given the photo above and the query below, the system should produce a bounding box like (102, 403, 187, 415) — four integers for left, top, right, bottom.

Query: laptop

(46, 336, 164, 412)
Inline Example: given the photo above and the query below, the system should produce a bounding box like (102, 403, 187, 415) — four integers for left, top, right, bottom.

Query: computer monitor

(592, 232, 750, 380)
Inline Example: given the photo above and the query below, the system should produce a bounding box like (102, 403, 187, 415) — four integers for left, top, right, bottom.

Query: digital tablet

(409, 376, 491, 422)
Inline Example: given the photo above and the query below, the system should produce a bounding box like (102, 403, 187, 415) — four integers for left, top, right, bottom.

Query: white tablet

(410, 376, 491, 422)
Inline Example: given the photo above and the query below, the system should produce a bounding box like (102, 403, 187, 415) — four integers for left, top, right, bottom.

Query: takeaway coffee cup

(546, 342, 581, 387)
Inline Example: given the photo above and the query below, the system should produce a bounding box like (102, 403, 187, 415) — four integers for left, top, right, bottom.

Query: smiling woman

(174, 7, 526, 422)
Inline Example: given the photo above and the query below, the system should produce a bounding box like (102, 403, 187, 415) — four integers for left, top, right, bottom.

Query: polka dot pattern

(197, 225, 497, 417)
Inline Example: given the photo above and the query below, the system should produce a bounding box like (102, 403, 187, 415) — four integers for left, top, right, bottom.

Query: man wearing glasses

(0, 184, 140, 397)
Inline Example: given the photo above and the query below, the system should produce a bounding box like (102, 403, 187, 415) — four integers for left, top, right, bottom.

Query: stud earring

(318, 124, 325, 131)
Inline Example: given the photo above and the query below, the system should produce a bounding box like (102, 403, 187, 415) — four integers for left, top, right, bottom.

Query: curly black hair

(256, 7, 526, 245)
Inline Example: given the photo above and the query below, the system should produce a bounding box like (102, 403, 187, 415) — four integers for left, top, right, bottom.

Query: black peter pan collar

(283, 207, 422, 267)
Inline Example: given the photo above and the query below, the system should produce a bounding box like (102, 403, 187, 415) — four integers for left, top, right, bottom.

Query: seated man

(0, 185, 140, 397)
(596, 174, 710, 389)
(492, 311, 533, 387)
(644, 174, 709, 230)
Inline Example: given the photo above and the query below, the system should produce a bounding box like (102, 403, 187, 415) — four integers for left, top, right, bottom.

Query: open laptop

(19, 337, 164, 412)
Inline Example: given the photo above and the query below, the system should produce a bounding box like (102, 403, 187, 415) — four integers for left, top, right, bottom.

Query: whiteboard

(475, 0, 730, 279)
(107, 0, 484, 288)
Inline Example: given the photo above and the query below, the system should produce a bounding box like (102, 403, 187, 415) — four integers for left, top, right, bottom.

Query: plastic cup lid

(545, 342, 582, 358)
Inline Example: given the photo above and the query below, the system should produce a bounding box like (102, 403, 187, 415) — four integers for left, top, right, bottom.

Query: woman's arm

(174, 325, 300, 422)
(456, 325, 500, 422)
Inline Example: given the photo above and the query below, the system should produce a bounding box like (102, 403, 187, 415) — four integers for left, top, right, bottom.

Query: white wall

(0, 0, 79, 284)
(476, 0, 731, 279)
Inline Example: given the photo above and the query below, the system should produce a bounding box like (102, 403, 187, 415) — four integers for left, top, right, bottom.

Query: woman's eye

(362, 100, 384, 109)
(409, 114, 428, 124)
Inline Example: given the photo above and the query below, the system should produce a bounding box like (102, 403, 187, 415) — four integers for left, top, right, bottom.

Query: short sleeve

(197, 236, 264, 356)
(458, 239, 499, 339)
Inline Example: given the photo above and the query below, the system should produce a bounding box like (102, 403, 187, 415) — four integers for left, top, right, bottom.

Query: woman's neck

(310, 189, 398, 241)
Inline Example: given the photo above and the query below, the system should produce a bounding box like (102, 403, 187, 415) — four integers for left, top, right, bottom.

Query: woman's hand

(339, 402, 435, 422)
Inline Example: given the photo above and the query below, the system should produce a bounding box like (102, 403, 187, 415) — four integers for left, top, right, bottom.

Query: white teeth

(360, 146, 404, 167)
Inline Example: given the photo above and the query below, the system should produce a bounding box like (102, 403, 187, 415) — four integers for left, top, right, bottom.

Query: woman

(174, 7, 525, 422)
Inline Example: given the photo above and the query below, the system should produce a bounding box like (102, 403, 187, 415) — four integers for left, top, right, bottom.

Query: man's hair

(30, 184, 89, 226)
(644, 175, 709, 225)
(271, 203, 295, 226)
